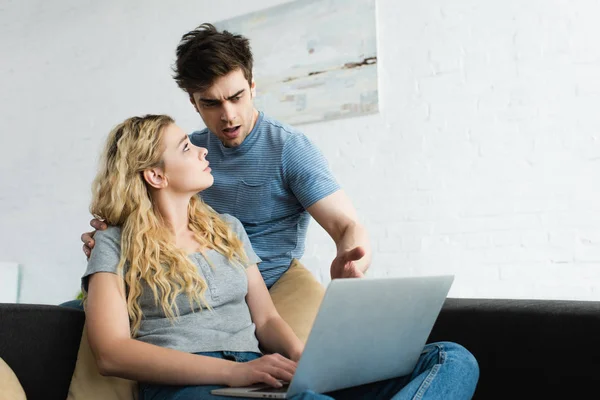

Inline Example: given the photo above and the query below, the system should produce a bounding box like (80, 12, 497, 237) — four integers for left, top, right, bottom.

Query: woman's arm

(86, 272, 238, 385)
(245, 265, 305, 361)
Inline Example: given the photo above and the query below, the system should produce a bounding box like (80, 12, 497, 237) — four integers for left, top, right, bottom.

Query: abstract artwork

(215, 0, 378, 125)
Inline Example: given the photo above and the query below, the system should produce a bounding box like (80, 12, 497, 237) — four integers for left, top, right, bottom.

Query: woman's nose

(199, 148, 208, 160)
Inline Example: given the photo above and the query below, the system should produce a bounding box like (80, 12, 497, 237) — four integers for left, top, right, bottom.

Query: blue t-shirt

(189, 112, 340, 287)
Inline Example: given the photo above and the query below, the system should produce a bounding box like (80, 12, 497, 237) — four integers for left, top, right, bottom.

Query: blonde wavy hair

(88, 114, 247, 335)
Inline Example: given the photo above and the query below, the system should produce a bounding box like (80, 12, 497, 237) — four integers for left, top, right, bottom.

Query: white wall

(1, 0, 599, 304)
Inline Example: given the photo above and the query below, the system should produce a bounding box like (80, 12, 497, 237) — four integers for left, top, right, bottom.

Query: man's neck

(249, 108, 259, 133)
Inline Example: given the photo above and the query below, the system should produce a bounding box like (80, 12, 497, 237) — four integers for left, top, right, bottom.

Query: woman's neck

(152, 191, 193, 237)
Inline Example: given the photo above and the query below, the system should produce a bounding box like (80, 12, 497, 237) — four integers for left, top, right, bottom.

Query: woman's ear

(143, 167, 167, 189)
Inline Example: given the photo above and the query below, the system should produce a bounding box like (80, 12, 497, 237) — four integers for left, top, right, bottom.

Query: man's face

(191, 69, 258, 148)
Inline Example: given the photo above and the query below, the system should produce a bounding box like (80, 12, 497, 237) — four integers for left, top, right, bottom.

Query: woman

(83, 114, 479, 400)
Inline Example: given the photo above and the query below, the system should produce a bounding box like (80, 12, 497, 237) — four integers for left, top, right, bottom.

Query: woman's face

(159, 123, 213, 194)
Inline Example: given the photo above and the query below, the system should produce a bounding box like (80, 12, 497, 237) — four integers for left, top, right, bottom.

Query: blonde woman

(84, 114, 478, 400)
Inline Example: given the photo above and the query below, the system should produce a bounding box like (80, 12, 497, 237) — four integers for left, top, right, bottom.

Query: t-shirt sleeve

(221, 214, 262, 267)
(81, 226, 124, 293)
(282, 133, 341, 210)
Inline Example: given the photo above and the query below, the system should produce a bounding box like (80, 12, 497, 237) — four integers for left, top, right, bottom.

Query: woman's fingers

(256, 371, 283, 388)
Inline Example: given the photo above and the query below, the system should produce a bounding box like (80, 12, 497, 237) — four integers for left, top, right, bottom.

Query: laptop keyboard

(251, 383, 290, 393)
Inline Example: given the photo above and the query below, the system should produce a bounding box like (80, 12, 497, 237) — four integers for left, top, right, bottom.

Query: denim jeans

(139, 342, 478, 400)
(60, 299, 84, 310)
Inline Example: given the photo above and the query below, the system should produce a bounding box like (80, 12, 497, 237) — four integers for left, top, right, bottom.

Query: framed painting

(215, 0, 378, 125)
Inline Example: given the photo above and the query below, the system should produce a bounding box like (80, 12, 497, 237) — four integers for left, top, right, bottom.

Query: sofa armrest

(428, 298, 600, 400)
(0, 303, 85, 400)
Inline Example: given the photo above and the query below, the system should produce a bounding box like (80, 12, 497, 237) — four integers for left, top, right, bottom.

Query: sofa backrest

(0, 303, 85, 400)
(429, 298, 600, 400)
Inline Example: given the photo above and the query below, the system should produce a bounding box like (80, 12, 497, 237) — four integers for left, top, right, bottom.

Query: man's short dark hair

(173, 23, 254, 93)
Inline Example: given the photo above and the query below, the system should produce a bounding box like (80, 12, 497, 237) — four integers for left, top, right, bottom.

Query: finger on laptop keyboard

(272, 353, 297, 367)
(256, 371, 283, 388)
(265, 365, 294, 383)
(266, 353, 296, 374)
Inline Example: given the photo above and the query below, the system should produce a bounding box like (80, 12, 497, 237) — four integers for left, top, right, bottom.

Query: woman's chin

(195, 178, 214, 193)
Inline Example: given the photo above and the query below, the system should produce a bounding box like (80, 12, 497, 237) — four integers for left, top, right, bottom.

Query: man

(79, 23, 371, 340)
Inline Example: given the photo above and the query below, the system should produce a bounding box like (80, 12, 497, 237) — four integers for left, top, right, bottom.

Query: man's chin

(220, 136, 244, 148)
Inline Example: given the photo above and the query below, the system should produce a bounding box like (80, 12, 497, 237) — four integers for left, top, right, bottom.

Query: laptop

(212, 275, 454, 399)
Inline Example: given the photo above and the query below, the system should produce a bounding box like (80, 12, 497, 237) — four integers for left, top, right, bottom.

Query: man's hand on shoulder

(81, 218, 108, 259)
(330, 246, 366, 279)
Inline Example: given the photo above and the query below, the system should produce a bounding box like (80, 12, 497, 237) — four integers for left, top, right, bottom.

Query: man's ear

(250, 80, 256, 98)
(189, 95, 200, 113)
(143, 167, 167, 189)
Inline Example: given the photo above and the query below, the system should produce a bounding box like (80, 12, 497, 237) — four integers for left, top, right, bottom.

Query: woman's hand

(227, 353, 297, 388)
(289, 347, 304, 363)
(81, 219, 108, 258)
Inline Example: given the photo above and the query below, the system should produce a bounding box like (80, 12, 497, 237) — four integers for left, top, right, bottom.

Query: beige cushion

(66, 325, 138, 400)
(269, 259, 325, 343)
(0, 357, 26, 400)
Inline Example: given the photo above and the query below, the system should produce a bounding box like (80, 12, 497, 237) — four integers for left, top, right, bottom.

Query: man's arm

(306, 190, 372, 278)
(280, 133, 370, 278)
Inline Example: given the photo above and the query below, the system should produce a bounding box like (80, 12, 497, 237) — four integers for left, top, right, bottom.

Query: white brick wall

(1, 0, 599, 304)
(305, 0, 600, 300)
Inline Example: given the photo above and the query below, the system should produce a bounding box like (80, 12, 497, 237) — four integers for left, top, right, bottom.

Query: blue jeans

(139, 343, 478, 400)
(60, 299, 84, 310)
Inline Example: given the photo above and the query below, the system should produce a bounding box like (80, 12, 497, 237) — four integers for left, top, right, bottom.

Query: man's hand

(227, 353, 296, 388)
(330, 246, 366, 279)
(81, 219, 108, 259)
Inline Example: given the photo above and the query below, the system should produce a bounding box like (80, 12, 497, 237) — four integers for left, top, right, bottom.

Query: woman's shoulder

(86, 226, 124, 269)
(217, 213, 247, 236)
(94, 225, 123, 245)
(218, 213, 242, 227)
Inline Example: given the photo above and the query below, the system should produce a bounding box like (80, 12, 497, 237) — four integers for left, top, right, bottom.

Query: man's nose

(221, 101, 236, 122)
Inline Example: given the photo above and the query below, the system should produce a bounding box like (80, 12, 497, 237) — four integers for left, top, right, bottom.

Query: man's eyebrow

(226, 89, 245, 100)
(199, 97, 220, 103)
(199, 89, 245, 103)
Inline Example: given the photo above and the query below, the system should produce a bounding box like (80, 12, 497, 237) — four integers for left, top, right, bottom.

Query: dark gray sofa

(1, 298, 599, 399)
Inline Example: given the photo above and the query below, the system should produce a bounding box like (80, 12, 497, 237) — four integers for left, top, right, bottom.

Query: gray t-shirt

(82, 213, 262, 354)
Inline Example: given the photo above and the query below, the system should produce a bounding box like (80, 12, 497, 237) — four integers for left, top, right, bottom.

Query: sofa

(1, 298, 600, 400)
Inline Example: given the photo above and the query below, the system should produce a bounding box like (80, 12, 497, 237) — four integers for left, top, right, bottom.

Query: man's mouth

(222, 126, 241, 139)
